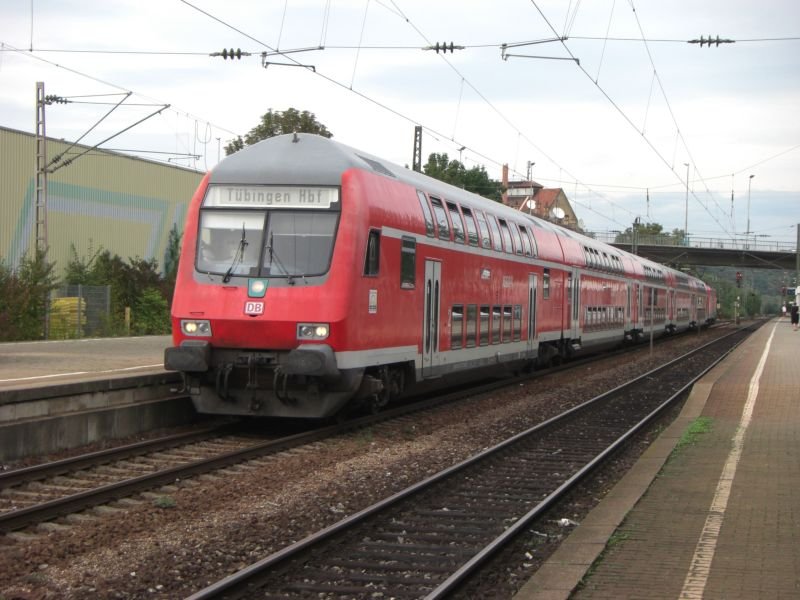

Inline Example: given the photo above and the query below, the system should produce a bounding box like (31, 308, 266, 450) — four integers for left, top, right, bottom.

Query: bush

(132, 288, 171, 335)
(0, 251, 59, 341)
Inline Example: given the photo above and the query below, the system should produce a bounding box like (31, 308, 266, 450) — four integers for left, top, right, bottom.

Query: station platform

(0, 335, 173, 393)
(515, 317, 799, 599)
(0, 336, 188, 463)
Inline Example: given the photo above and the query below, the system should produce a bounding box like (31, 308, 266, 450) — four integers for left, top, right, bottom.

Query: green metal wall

(0, 126, 203, 275)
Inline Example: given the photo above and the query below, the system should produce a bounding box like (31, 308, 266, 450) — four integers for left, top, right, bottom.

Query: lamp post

(746, 174, 755, 249)
(684, 162, 690, 245)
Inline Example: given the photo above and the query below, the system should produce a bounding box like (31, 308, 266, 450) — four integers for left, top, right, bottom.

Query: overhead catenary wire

(7, 5, 796, 235)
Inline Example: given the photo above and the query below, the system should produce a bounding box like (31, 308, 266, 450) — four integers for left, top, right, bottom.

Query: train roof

(211, 134, 708, 290)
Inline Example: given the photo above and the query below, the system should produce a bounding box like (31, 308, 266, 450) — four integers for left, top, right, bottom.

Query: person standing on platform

(791, 303, 799, 331)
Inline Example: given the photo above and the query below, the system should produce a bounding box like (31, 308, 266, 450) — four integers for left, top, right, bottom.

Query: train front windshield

(196, 185, 340, 279)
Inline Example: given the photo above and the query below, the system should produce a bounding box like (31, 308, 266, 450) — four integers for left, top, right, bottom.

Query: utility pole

(412, 126, 422, 172)
(683, 162, 689, 245)
(746, 174, 754, 249)
(35, 81, 50, 339)
(35, 82, 48, 255)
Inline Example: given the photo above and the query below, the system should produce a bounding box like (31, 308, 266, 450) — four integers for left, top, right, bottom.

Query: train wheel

(369, 366, 404, 413)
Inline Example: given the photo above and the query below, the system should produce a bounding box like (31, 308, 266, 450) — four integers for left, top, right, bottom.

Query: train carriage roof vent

(357, 154, 397, 179)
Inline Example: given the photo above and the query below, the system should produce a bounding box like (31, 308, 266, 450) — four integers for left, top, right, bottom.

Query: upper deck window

(474, 210, 492, 249)
(446, 201, 466, 244)
(487, 214, 503, 251)
(429, 196, 451, 241)
(508, 222, 524, 255)
(461, 207, 479, 246)
(498, 219, 514, 254)
(518, 225, 533, 256)
(416, 191, 435, 237)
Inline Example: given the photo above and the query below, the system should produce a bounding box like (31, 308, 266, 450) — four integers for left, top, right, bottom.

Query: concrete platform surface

(515, 318, 800, 599)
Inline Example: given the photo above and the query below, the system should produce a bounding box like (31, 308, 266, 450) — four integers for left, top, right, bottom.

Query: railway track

(185, 324, 757, 599)
(0, 324, 737, 538)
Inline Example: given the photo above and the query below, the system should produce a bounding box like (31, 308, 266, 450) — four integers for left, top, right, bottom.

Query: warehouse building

(0, 126, 203, 276)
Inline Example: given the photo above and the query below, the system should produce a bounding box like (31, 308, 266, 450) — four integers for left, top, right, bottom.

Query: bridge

(588, 233, 799, 271)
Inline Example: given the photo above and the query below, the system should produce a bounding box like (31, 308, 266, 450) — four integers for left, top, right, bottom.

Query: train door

(667, 290, 673, 328)
(637, 284, 643, 332)
(527, 273, 538, 355)
(568, 269, 580, 340)
(626, 284, 633, 331)
(422, 260, 442, 377)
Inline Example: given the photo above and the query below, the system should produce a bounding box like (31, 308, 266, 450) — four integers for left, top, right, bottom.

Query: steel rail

(0, 420, 236, 489)
(184, 325, 755, 600)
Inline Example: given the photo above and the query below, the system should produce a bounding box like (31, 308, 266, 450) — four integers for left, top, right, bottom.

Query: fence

(49, 285, 111, 339)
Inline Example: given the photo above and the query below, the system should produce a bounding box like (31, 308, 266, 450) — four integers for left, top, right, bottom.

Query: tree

(225, 108, 333, 155)
(0, 250, 59, 341)
(163, 225, 182, 279)
(614, 222, 668, 244)
(422, 153, 504, 201)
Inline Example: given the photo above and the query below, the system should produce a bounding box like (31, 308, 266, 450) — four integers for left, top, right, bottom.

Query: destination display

(204, 185, 339, 209)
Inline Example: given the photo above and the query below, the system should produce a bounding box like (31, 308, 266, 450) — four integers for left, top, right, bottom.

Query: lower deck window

(480, 305, 490, 346)
(466, 304, 477, 347)
(400, 236, 416, 288)
(513, 305, 522, 341)
(502, 305, 512, 341)
(451, 305, 464, 349)
(492, 306, 501, 343)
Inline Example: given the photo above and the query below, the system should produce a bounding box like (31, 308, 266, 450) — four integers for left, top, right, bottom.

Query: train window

(543, 268, 551, 299)
(429, 197, 451, 240)
(451, 305, 464, 350)
(487, 215, 504, 251)
(518, 225, 533, 256)
(527, 226, 539, 257)
(474, 210, 492, 249)
(497, 219, 514, 254)
(197, 211, 265, 277)
(492, 306, 502, 343)
(364, 229, 380, 276)
(263, 211, 338, 278)
(446, 201, 466, 244)
(466, 304, 477, 347)
(400, 236, 416, 288)
(513, 305, 522, 341)
(503, 306, 512, 341)
(461, 207, 480, 246)
(479, 305, 490, 346)
(416, 191, 435, 237)
(508, 222, 524, 255)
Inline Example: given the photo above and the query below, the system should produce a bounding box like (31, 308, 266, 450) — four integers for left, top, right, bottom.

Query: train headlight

(248, 278, 268, 298)
(181, 320, 212, 336)
(297, 323, 329, 340)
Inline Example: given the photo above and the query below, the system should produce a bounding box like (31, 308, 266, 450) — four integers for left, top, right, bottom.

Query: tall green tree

(225, 108, 333, 155)
(422, 153, 503, 201)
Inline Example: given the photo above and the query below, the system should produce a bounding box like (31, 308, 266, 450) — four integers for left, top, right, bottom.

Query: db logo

(244, 301, 264, 316)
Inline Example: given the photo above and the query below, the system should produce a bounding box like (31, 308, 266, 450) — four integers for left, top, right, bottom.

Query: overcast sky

(2, 0, 798, 245)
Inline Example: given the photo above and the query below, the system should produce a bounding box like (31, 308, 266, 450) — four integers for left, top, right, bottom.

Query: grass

(674, 416, 714, 452)
(152, 495, 177, 509)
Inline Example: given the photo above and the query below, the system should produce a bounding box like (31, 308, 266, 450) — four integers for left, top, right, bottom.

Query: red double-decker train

(165, 133, 716, 418)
